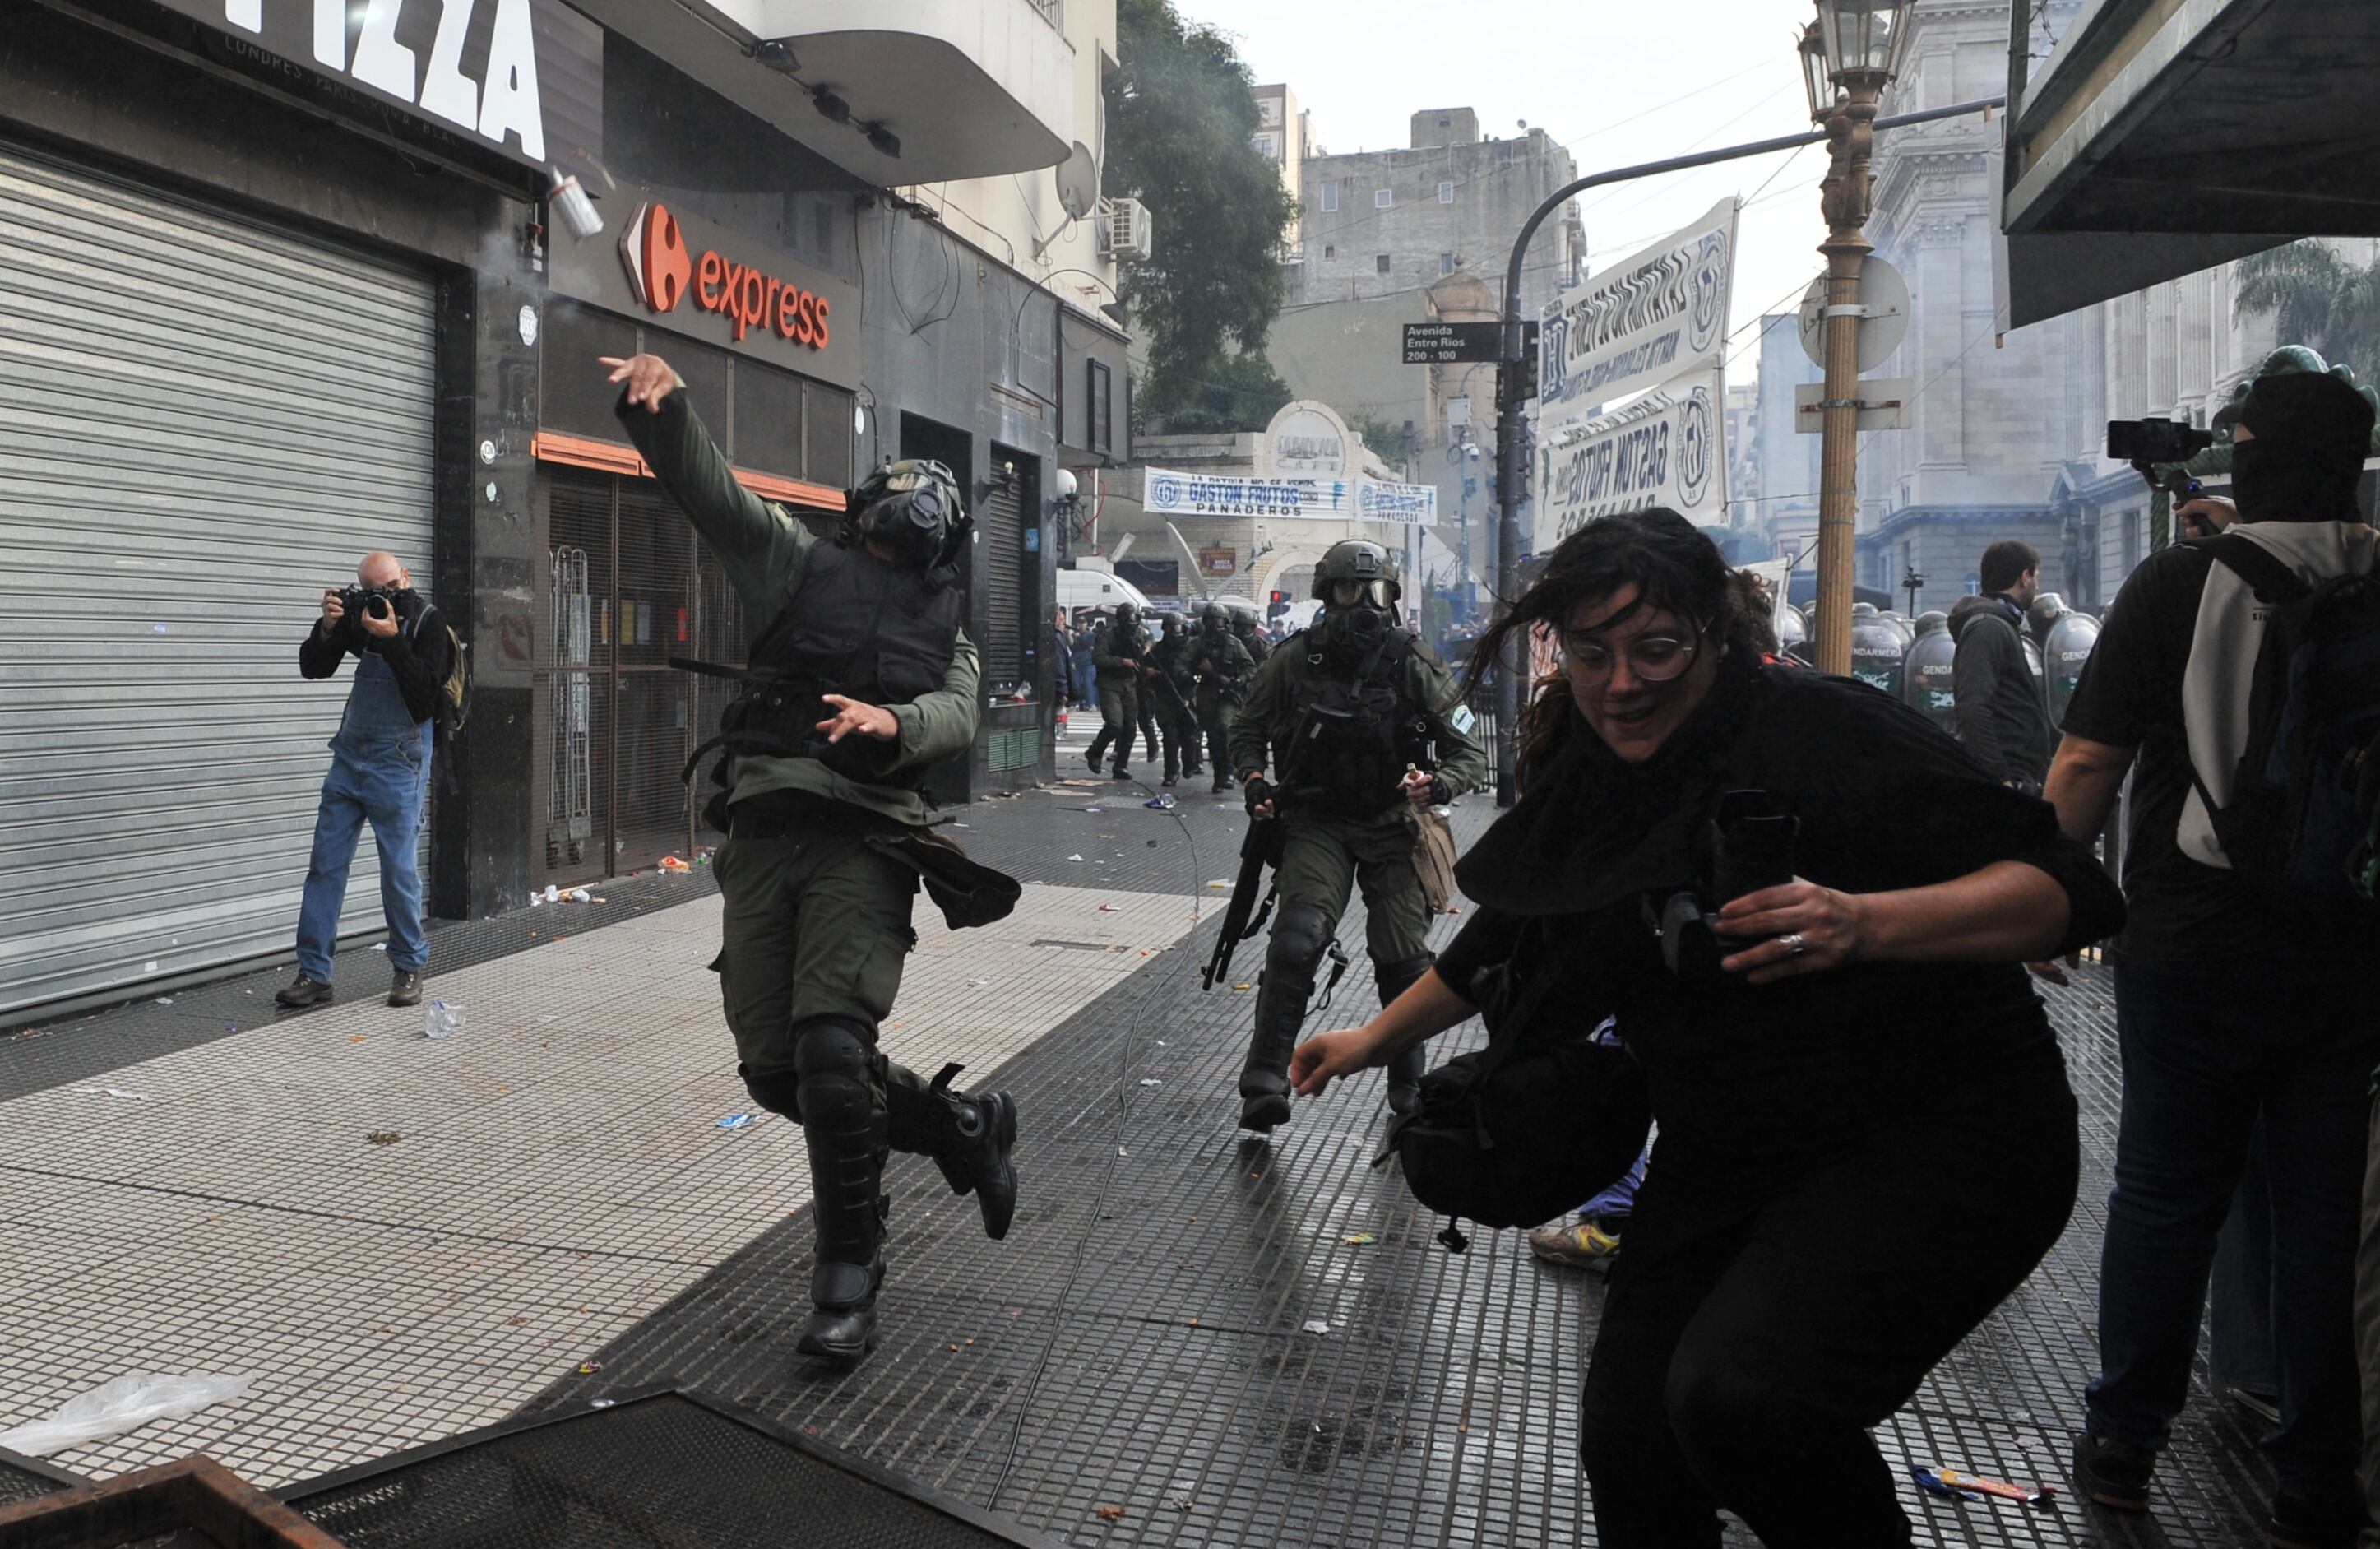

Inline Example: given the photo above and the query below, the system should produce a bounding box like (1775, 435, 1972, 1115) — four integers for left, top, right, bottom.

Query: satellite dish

(1055, 141, 1100, 220)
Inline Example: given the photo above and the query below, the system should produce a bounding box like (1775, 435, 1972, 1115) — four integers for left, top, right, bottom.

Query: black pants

(1579, 1063, 2078, 1547)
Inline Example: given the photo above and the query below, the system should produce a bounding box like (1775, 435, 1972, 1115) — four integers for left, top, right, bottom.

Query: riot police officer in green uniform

(1232, 609, 1272, 671)
(604, 352, 1021, 1363)
(1189, 604, 1255, 794)
(1146, 612, 1201, 788)
(1087, 604, 1151, 781)
(1228, 540, 1487, 1129)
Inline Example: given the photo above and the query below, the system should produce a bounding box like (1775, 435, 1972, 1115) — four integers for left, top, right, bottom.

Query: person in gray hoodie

(1949, 541, 2054, 793)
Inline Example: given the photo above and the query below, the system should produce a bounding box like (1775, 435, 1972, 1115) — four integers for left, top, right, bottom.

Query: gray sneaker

(275, 974, 333, 1009)
(387, 969, 424, 1008)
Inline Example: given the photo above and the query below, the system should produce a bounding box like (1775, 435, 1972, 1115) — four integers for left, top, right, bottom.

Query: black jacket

(1948, 594, 2054, 786)
(299, 591, 452, 724)
(1442, 664, 2121, 1168)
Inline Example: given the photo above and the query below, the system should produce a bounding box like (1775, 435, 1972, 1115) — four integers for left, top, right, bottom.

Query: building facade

(0, 0, 1131, 1018)
(1251, 82, 1317, 220)
(1283, 110, 1582, 319)
(1817, 0, 2281, 618)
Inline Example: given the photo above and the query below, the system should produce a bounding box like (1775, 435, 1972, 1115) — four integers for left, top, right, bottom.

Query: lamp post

(1801, 0, 1915, 675)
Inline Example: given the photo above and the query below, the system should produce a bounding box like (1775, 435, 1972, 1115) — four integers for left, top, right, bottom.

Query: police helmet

(848, 459, 966, 578)
(1114, 602, 1139, 628)
(2029, 591, 2069, 634)
(1313, 540, 1401, 610)
(1160, 611, 1184, 637)
(1199, 602, 1230, 633)
(1230, 610, 1260, 637)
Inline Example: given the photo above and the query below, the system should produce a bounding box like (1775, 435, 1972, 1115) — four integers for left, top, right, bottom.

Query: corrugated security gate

(0, 148, 437, 1018)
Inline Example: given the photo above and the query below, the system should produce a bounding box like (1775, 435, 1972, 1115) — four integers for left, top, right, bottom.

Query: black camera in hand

(1650, 790, 1800, 980)
(337, 585, 405, 623)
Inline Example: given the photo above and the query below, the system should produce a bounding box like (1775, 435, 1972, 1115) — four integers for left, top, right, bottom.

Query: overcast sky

(1178, 0, 1831, 379)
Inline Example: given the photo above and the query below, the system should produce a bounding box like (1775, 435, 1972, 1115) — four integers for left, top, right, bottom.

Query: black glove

(1243, 775, 1276, 814)
(1423, 776, 1452, 805)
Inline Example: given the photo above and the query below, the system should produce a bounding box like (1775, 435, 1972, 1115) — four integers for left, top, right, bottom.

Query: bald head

(357, 551, 410, 588)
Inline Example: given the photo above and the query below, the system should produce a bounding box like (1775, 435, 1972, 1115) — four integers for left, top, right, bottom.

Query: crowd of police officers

(1796, 593, 2102, 739)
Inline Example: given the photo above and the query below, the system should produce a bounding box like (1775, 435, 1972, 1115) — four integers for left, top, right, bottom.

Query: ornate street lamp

(1804, 0, 1915, 676)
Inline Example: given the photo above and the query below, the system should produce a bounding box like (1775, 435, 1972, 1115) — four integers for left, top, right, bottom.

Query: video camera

(336, 585, 406, 623)
(1649, 790, 1800, 980)
(2105, 417, 2214, 466)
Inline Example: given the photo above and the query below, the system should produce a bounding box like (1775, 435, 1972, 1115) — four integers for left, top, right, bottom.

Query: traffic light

(1269, 590, 1287, 604)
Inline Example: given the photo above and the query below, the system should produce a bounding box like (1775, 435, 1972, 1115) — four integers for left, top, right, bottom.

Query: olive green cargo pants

(1274, 810, 1433, 967)
(709, 830, 933, 1114)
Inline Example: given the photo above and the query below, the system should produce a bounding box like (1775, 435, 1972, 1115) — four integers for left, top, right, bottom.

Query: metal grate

(986, 726, 1040, 772)
(282, 1391, 1064, 1548)
(0, 1445, 81, 1507)
(980, 477, 1026, 688)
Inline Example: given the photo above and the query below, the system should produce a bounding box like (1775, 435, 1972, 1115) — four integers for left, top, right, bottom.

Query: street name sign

(1401, 321, 1535, 364)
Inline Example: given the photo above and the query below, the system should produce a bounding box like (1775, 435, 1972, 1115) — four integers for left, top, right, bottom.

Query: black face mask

(1321, 605, 1388, 653)
(2230, 438, 2361, 524)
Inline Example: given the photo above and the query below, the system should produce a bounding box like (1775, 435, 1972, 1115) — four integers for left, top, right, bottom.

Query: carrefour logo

(618, 202, 832, 352)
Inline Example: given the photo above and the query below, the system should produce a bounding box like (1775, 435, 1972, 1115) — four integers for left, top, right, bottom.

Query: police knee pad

(1373, 952, 1434, 1007)
(792, 1018, 884, 1127)
(738, 1063, 803, 1119)
(1266, 902, 1335, 981)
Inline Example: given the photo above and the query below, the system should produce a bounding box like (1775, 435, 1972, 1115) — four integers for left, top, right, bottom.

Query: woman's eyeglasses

(1559, 619, 1708, 684)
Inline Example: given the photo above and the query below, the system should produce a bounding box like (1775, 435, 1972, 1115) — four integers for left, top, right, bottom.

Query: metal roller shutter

(980, 480, 1024, 687)
(0, 148, 437, 1017)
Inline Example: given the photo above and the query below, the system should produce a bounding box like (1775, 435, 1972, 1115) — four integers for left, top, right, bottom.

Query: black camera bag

(1377, 941, 1651, 1253)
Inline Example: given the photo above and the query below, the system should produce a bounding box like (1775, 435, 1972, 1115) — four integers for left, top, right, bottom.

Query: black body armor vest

(1281, 632, 1433, 817)
(684, 543, 961, 793)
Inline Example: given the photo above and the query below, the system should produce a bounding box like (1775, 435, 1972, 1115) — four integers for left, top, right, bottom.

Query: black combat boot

(888, 1064, 1021, 1240)
(1374, 953, 1435, 1117)
(1239, 972, 1314, 1130)
(791, 1020, 890, 1361)
(1239, 905, 1333, 1131)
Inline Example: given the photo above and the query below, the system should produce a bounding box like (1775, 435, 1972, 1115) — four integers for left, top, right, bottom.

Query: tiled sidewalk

(0, 861, 1200, 1486)
(0, 744, 2275, 1547)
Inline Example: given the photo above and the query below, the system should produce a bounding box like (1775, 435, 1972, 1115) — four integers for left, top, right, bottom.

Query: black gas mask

(847, 459, 967, 584)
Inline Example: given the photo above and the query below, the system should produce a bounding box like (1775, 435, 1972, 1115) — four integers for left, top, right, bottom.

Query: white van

(1057, 568, 1154, 616)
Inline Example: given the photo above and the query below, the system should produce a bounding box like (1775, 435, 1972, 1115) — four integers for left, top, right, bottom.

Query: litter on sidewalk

(0, 1373, 252, 1457)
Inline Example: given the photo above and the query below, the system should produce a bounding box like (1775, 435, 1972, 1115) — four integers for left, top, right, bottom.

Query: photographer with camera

(276, 551, 453, 1011)
(1290, 510, 2122, 1549)
(2050, 367, 2380, 1546)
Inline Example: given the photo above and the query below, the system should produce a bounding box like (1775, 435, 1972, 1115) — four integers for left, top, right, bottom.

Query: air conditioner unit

(1103, 196, 1154, 263)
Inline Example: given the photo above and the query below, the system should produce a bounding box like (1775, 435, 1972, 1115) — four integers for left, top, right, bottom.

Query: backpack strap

(2196, 533, 2313, 603)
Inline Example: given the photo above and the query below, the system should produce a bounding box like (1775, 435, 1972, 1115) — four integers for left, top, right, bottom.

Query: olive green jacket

(1227, 631, 1489, 812)
(617, 387, 978, 827)
(1094, 621, 1153, 688)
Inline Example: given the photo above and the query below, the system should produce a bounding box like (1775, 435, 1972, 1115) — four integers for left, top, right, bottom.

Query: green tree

(1107, 0, 1299, 430)
(2234, 240, 2380, 386)
(1143, 350, 1292, 435)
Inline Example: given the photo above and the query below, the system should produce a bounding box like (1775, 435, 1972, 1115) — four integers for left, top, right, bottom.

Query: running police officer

(1189, 604, 1255, 794)
(1146, 612, 1201, 788)
(1087, 604, 1152, 781)
(1228, 540, 1487, 1129)
(604, 353, 1021, 1363)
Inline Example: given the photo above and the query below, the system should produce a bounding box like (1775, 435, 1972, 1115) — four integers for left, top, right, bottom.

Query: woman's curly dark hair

(1461, 508, 1769, 701)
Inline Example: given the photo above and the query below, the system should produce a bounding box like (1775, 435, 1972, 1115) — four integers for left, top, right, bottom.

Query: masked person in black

(1145, 612, 1201, 788)
(1290, 510, 2124, 1549)
(604, 352, 1021, 1363)
(1229, 540, 1487, 1129)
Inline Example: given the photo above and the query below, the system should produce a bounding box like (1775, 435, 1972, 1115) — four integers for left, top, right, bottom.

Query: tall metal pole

(1486, 97, 2000, 803)
(1813, 77, 1882, 676)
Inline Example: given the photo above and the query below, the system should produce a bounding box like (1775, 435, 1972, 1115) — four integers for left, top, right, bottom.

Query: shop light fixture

(864, 122, 901, 159)
(752, 39, 800, 74)
(813, 90, 852, 125)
